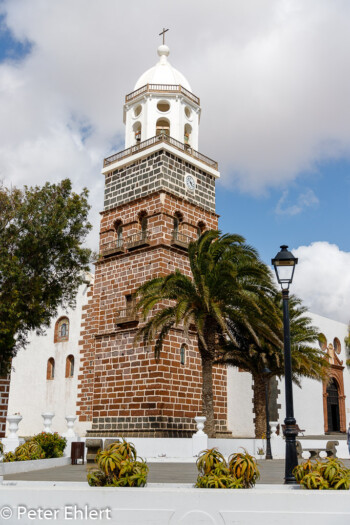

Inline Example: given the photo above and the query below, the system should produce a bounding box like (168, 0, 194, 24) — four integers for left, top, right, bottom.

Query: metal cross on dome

(159, 28, 169, 45)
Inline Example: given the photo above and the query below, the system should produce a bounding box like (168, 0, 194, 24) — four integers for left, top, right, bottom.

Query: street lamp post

(262, 367, 273, 460)
(271, 245, 298, 484)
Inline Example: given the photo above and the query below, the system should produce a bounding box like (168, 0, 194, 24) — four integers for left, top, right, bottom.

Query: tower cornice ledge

(102, 135, 220, 179)
(125, 83, 200, 106)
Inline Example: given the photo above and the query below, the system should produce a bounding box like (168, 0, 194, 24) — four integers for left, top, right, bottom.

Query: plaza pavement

(4, 459, 350, 485)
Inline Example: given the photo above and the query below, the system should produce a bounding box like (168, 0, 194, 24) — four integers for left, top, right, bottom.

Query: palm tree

(217, 294, 330, 437)
(135, 230, 275, 437)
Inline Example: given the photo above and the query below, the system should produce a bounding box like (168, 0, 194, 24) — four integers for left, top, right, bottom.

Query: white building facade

(227, 312, 350, 437)
(124, 44, 201, 150)
(5, 276, 93, 437)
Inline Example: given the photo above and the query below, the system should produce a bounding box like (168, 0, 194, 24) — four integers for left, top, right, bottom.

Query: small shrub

(14, 442, 45, 461)
(293, 458, 350, 490)
(2, 432, 66, 462)
(195, 448, 260, 489)
(87, 439, 148, 488)
(3, 451, 16, 462)
(32, 432, 67, 458)
(0, 441, 3, 456)
(3, 442, 45, 462)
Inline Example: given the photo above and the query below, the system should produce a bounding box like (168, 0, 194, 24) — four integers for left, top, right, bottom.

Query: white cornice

(101, 142, 220, 179)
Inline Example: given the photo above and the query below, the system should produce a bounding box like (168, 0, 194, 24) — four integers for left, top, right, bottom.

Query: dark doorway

(327, 378, 340, 432)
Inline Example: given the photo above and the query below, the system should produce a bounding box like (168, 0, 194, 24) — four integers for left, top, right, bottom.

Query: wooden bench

(296, 440, 338, 460)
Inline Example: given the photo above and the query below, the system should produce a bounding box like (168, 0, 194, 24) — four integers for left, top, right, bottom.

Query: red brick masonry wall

(77, 152, 228, 436)
(0, 375, 10, 437)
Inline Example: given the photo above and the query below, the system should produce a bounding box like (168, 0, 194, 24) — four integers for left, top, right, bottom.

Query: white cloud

(292, 242, 350, 324)
(0, 0, 350, 245)
(275, 188, 319, 215)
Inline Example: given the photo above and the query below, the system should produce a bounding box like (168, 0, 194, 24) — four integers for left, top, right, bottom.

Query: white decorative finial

(158, 28, 170, 63)
(157, 44, 170, 58)
(194, 416, 207, 435)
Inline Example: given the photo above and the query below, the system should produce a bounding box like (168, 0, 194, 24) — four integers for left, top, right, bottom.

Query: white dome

(134, 45, 192, 92)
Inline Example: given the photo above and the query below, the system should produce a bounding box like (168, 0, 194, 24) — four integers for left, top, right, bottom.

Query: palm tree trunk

(201, 352, 216, 438)
(253, 373, 266, 438)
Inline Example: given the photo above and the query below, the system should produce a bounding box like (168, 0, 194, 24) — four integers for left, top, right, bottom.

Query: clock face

(185, 174, 196, 191)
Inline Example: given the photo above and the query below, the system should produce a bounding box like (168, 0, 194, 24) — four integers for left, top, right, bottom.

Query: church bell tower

(77, 40, 228, 437)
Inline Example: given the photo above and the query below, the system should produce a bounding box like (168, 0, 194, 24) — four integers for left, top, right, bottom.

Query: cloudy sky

(1, 0, 350, 324)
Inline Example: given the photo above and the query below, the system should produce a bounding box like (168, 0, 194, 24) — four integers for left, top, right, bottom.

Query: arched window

(326, 378, 340, 432)
(180, 344, 186, 365)
(65, 355, 75, 378)
(114, 220, 123, 247)
(141, 216, 147, 233)
(47, 358, 55, 380)
(197, 221, 206, 239)
(318, 333, 327, 351)
(54, 317, 69, 343)
(156, 118, 170, 137)
(184, 123, 192, 146)
(333, 337, 341, 354)
(138, 211, 148, 239)
(173, 212, 183, 236)
(133, 121, 141, 143)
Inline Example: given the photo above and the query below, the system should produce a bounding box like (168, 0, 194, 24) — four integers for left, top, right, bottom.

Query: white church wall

(6, 277, 93, 438)
(277, 312, 350, 435)
(309, 312, 350, 431)
(227, 311, 349, 438)
(277, 377, 325, 436)
(227, 367, 255, 437)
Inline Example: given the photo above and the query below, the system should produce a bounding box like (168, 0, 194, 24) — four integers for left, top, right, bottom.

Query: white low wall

(208, 437, 287, 459)
(0, 457, 70, 475)
(104, 437, 194, 458)
(86, 436, 350, 461)
(0, 482, 349, 524)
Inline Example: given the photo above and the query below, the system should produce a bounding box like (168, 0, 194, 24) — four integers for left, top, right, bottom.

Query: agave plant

(110, 439, 137, 462)
(95, 448, 122, 477)
(292, 459, 316, 483)
(128, 460, 149, 487)
(196, 448, 227, 476)
(295, 457, 350, 490)
(204, 474, 229, 489)
(226, 477, 245, 489)
(14, 442, 45, 461)
(331, 473, 350, 490)
(87, 469, 108, 487)
(318, 458, 345, 483)
(87, 439, 148, 487)
(300, 472, 330, 490)
(195, 447, 258, 489)
(228, 449, 260, 488)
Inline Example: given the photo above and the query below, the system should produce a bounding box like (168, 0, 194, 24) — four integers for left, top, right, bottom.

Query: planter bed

(0, 457, 70, 476)
(0, 482, 349, 524)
